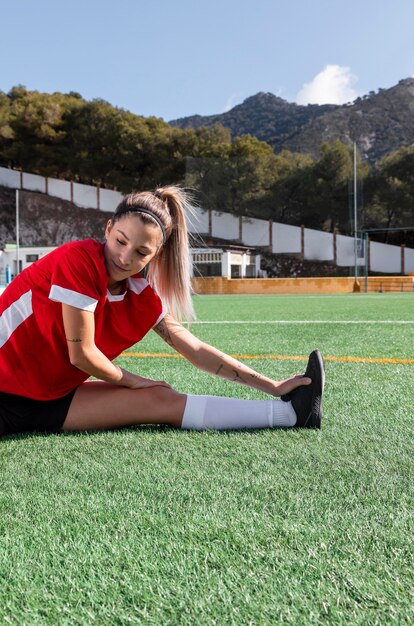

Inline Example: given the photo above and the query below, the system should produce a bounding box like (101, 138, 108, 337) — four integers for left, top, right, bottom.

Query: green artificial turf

(0, 294, 413, 625)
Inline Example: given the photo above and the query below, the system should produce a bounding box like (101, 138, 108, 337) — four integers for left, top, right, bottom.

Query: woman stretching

(0, 187, 324, 437)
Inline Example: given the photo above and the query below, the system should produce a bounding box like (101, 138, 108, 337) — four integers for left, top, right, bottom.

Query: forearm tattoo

(154, 319, 175, 348)
(231, 369, 247, 383)
(214, 354, 265, 386)
(66, 338, 82, 343)
(250, 372, 262, 380)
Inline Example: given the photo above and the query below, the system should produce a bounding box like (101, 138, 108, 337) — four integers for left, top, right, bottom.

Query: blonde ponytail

(113, 186, 196, 322)
(147, 186, 195, 322)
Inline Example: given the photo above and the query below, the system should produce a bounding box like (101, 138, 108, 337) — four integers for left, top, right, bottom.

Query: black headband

(116, 206, 167, 243)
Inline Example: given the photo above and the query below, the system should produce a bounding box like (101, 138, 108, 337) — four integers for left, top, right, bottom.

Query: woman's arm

(62, 304, 170, 389)
(153, 314, 310, 397)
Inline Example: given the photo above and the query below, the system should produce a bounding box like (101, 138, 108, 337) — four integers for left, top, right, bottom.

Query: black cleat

(282, 350, 325, 429)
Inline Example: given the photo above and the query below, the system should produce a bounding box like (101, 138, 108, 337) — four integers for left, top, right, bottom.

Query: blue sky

(1, 0, 413, 121)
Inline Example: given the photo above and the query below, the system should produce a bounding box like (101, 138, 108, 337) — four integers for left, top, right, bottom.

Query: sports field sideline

(0, 293, 413, 625)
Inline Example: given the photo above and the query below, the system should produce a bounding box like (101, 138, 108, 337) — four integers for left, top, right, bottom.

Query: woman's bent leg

(61, 382, 187, 432)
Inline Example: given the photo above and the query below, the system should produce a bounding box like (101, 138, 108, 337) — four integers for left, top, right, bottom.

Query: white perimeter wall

(100, 188, 123, 213)
(212, 211, 239, 239)
(405, 247, 414, 273)
(370, 241, 401, 273)
(1, 166, 413, 274)
(242, 217, 269, 246)
(336, 234, 364, 267)
(48, 177, 72, 202)
(304, 228, 334, 261)
(190, 208, 209, 234)
(73, 183, 98, 209)
(22, 172, 46, 193)
(272, 222, 301, 253)
(0, 167, 20, 188)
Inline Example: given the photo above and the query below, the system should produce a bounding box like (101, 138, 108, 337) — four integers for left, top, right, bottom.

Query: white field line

(191, 320, 414, 324)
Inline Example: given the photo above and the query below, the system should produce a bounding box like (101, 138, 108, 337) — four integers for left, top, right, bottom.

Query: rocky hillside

(0, 186, 108, 248)
(170, 78, 414, 163)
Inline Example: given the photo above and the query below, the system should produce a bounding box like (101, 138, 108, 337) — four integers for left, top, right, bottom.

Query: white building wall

(272, 222, 301, 253)
(255, 254, 262, 276)
(404, 247, 414, 273)
(48, 177, 72, 202)
(22, 172, 46, 193)
(370, 241, 401, 273)
(221, 251, 231, 277)
(212, 211, 239, 239)
(0, 245, 57, 276)
(304, 228, 333, 261)
(241, 253, 247, 278)
(242, 217, 269, 246)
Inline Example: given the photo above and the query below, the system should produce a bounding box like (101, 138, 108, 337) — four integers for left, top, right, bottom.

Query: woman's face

(104, 215, 163, 285)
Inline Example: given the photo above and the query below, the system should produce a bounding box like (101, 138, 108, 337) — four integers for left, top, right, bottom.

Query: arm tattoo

(232, 369, 247, 384)
(215, 364, 246, 382)
(66, 338, 82, 343)
(154, 319, 175, 348)
(215, 358, 265, 385)
(250, 372, 261, 380)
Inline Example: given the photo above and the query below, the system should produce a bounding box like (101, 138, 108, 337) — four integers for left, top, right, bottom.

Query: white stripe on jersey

(153, 310, 167, 327)
(106, 290, 127, 302)
(0, 290, 33, 349)
(49, 285, 98, 312)
(128, 277, 149, 295)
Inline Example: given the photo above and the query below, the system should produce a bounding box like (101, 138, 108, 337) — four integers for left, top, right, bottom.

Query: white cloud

(296, 65, 358, 105)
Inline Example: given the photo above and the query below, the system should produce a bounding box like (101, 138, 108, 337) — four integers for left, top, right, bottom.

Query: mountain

(170, 78, 414, 162)
(170, 93, 337, 146)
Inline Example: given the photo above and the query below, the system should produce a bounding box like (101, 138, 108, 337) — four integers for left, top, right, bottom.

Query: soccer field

(1, 294, 413, 625)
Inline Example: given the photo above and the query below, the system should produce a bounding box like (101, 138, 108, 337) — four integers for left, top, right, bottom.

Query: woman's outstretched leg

(62, 382, 297, 433)
(62, 351, 324, 432)
(62, 382, 321, 433)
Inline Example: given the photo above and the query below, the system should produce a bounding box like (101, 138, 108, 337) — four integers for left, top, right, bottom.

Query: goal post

(362, 226, 414, 292)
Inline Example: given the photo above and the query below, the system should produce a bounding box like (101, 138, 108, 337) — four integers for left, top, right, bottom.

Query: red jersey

(0, 240, 164, 400)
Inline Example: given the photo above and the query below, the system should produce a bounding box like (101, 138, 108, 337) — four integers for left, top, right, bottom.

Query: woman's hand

(128, 377, 172, 390)
(270, 374, 311, 397)
(118, 368, 172, 390)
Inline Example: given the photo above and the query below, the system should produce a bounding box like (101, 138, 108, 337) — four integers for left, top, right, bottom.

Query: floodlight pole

(363, 231, 369, 293)
(16, 189, 20, 277)
(353, 142, 359, 291)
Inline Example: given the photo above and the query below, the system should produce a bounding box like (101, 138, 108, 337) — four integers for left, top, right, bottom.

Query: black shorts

(0, 390, 78, 436)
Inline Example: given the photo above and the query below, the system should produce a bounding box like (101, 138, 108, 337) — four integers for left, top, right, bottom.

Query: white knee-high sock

(181, 395, 297, 430)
